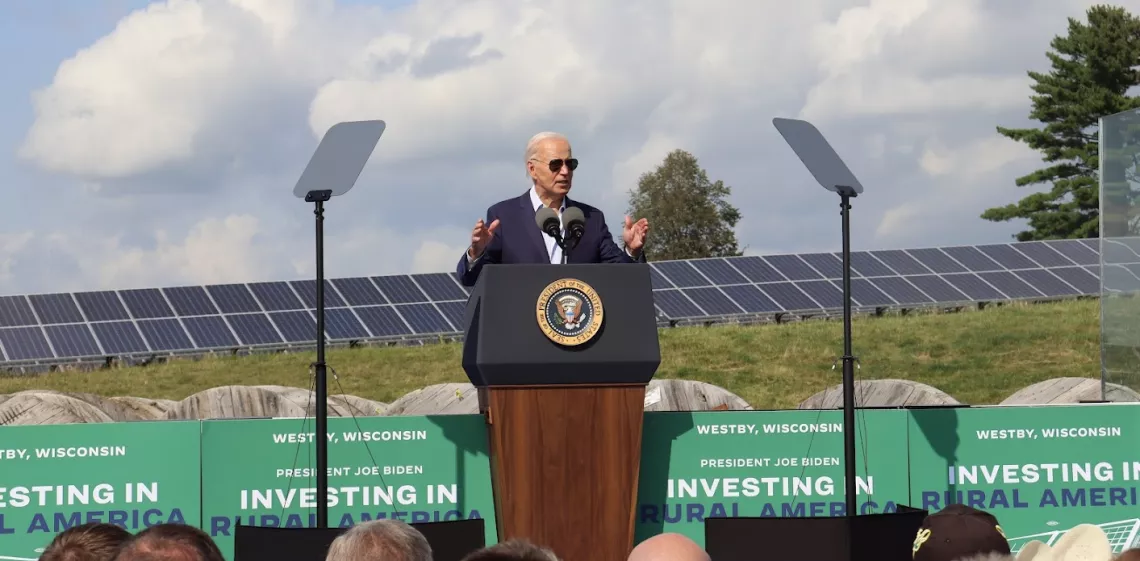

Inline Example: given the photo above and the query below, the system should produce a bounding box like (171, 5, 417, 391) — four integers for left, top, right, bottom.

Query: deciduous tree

(626, 149, 741, 260)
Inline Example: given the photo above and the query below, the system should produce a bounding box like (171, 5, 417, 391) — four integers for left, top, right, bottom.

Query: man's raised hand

(623, 215, 649, 255)
(468, 218, 500, 259)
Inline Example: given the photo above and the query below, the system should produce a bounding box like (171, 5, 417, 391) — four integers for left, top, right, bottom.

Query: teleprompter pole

(772, 117, 866, 518)
(307, 188, 333, 528)
(291, 120, 385, 529)
(772, 117, 868, 560)
(838, 188, 857, 517)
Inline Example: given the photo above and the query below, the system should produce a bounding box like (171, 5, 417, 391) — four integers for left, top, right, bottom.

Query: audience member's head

(113, 523, 224, 561)
(459, 539, 559, 561)
(325, 519, 432, 561)
(40, 522, 132, 561)
(1047, 524, 1113, 561)
(912, 505, 1012, 561)
(1116, 548, 1140, 561)
(627, 533, 709, 561)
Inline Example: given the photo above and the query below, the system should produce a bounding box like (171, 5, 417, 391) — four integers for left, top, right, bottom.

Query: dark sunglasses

(535, 158, 578, 173)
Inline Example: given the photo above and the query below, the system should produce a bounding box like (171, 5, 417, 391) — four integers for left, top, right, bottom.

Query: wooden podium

(461, 264, 661, 561)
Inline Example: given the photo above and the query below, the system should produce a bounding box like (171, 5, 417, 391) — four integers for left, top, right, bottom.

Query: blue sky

(0, 0, 1106, 295)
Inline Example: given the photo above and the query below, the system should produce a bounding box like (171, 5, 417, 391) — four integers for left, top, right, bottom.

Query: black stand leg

(838, 190, 858, 518)
(306, 189, 332, 528)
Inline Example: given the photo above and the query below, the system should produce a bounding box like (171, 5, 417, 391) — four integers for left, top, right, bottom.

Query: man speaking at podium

(455, 132, 650, 287)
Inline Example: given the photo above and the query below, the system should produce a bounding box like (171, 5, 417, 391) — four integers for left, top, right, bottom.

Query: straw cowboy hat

(1015, 525, 1114, 561)
(1016, 541, 1054, 561)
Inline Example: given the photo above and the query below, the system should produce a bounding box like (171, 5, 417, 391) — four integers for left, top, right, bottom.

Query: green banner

(199, 415, 497, 560)
(0, 421, 201, 561)
(908, 404, 1140, 554)
(8, 404, 1140, 558)
(635, 409, 911, 546)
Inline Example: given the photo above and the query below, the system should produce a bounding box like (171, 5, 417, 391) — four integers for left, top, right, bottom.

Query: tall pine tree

(626, 149, 741, 261)
(982, 5, 1140, 240)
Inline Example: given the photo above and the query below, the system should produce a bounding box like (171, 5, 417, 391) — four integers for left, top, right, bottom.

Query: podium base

(480, 384, 646, 561)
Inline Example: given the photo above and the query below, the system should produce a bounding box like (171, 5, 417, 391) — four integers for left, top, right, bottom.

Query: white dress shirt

(530, 187, 565, 264)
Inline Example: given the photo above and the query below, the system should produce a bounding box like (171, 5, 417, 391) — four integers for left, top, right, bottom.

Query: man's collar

(530, 185, 566, 212)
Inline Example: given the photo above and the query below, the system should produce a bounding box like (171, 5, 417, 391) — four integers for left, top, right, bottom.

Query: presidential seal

(536, 278, 604, 346)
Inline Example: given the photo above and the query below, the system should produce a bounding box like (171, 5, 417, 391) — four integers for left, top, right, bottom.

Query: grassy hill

(0, 299, 1101, 410)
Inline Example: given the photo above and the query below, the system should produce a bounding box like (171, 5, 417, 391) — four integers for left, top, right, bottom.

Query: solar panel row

(650, 238, 1103, 323)
(0, 238, 1112, 366)
(0, 273, 471, 364)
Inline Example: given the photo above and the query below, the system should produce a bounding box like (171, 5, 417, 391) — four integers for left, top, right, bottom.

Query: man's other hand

(623, 216, 649, 256)
(468, 218, 500, 259)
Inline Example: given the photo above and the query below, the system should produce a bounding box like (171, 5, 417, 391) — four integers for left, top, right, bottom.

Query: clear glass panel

(1100, 107, 1140, 399)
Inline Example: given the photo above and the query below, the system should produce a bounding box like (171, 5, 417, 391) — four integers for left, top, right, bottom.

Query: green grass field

(0, 298, 1102, 409)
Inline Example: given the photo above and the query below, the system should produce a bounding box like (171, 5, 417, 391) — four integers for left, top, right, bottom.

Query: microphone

(535, 207, 562, 240)
(561, 207, 586, 250)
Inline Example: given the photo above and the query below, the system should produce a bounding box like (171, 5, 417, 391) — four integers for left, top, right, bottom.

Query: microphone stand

(559, 231, 583, 265)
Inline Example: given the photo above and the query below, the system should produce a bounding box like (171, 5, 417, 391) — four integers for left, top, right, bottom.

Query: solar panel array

(650, 238, 1102, 325)
(0, 238, 1105, 368)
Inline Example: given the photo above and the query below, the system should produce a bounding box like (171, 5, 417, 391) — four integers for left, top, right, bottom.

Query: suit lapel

(517, 192, 549, 263)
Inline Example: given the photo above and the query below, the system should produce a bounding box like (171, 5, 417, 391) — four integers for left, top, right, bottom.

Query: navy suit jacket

(456, 190, 645, 287)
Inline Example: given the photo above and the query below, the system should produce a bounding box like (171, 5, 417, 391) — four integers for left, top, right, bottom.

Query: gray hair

(524, 132, 569, 176)
(325, 519, 432, 561)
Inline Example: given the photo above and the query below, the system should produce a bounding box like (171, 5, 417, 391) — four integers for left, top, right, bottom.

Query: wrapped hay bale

(1001, 377, 1140, 404)
(0, 391, 114, 425)
(798, 379, 960, 409)
(165, 385, 308, 420)
(385, 383, 478, 416)
(106, 396, 179, 420)
(643, 379, 753, 411)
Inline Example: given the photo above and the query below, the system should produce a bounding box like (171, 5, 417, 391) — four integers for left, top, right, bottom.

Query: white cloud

(801, 0, 1034, 120)
(411, 240, 467, 274)
(17, 0, 362, 182)
(874, 135, 1043, 244)
(0, 232, 35, 285)
(919, 136, 1036, 179)
(49, 214, 272, 290)
(810, 0, 931, 75)
(0, 214, 279, 295)
(1, 0, 1098, 293)
(22, 1, 251, 177)
(307, 1, 661, 166)
(610, 132, 684, 199)
(801, 73, 1031, 121)
(874, 202, 924, 241)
